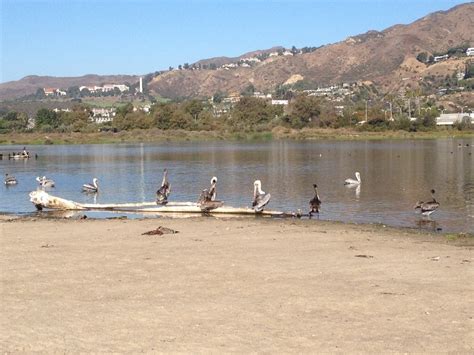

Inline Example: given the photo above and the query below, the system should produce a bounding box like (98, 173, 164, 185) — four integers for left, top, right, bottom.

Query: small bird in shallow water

(197, 176, 223, 212)
(4, 173, 17, 185)
(156, 169, 170, 204)
(82, 178, 99, 193)
(309, 184, 321, 217)
(414, 189, 440, 216)
(252, 180, 271, 213)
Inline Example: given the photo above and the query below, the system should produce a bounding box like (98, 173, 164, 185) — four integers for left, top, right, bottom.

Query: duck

(4, 173, 17, 185)
(344, 172, 361, 185)
(82, 178, 99, 193)
(252, 180, 271, 213)
(156, 169, 170, 204)
(309, 184, 321, 217)
(414, 189, 440, 216)
(197, 176, 222, 212)
(36, 176, 55, 188)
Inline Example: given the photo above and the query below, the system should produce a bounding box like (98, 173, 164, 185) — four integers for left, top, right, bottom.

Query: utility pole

(389, 101, 393, 120)
(365, 100, 368, 121)
(408, 98, 411, 119)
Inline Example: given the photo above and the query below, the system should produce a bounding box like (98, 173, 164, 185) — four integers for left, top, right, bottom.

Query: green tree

(287, 95, 321, 128)
(241, 84, 255, 97)
(212, 91, 225, 104)
(184, 100, 204, 121)
(35, 108, 59, 128)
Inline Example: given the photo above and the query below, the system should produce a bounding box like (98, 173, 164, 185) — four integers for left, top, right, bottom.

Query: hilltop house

(44, 88, 67, 96)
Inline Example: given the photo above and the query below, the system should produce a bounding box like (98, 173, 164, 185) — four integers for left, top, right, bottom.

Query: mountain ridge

(1, 2, 472, 100)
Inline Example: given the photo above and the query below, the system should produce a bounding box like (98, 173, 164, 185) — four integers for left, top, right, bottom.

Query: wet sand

(0, 217, 472, 352)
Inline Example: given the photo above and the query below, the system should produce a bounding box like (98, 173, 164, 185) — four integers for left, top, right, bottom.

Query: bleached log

(29, 190, 289, 216)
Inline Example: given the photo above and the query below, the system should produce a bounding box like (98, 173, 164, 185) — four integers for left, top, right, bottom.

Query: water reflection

(1, 139, 473, 233)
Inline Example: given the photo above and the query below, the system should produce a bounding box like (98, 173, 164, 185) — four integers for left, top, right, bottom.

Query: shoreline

(1, 217, 472, 352)
(1, 127, 473, 145)
(1, 213, 473, 240)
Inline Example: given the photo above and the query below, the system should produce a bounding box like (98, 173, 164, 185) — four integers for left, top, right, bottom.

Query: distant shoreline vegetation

(0, 91, 473, 144)
(0, 127, 472, 146)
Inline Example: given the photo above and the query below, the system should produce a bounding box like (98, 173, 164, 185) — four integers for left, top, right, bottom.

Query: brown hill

(148, 2, 473, 98)
(0, 74, 139, 101)
(1, 3, 473, 101)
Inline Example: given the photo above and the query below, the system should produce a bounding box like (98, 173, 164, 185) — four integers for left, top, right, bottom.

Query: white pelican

(344, 172, 361, 185)
(82, 178, 99, 193)
(414, 189, 440, 216)
(309, 184, 321, 216)
(156, 169, 170, 204)
(197, 176, 222, 212)
(4, 173, 17, 185)
(252, 180, 271, 213)
(36, 176, 55, 188)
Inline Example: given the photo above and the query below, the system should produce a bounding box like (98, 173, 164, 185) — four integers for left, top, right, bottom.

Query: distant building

(44, 88, 66, 96)
(90, 108, 116, 124)
(433, 54, 448, 62)
(271, 99, 289, 106)
(436, 113, 473, 126)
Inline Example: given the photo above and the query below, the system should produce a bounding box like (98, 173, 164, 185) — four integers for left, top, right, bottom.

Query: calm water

(1, 140, 473, 233)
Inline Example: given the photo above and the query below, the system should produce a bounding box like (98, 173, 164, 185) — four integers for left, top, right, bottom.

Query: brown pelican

(309, 184, 321, 217)
(82, 178, 99, 193)
(414, 189, 440, 216)
(4, 173, 17, 185)
(156, 169, 170, 204)
(344, 172, 361, 185)
(36, 176, 55, 188)
(252, 180, 271, 213)
(197, 176, 223, 212)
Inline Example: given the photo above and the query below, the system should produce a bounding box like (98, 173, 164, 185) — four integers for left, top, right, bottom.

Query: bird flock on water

(4, 168, 441, 217)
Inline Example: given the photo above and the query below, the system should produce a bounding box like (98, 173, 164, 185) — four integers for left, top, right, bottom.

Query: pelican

(309, 184, 321, 217)
(252, 180, 271, 213)
(82, 178, 99, 193)
(344, 172, 361, 185)
(36, 176, 55, 188)
(4, 173, 17, 185)
(414, 189, 440, 216)
(197, 176, 222, 212)
(156, 169, 171, 204)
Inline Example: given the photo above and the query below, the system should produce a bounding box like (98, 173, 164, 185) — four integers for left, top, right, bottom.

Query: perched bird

(309, 184, 321, 217)
(82, 178, 99, 193)
(36, 176, 55, 188)
(197, 176, 222, 212)
(156, 169, 170, 204)
(414, 189, 440, 216)
(252, 180, 271, 213)
(344, 172, 361, 185)
(4, 173, 17, 185)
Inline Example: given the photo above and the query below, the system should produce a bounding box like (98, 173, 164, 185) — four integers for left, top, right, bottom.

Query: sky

(0, 0, 469, 83)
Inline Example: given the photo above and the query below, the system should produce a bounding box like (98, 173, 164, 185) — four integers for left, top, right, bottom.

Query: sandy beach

(0, 216, 472, 352)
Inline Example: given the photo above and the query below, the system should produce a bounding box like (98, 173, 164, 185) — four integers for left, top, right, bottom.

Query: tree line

(0, 95, 470, 135)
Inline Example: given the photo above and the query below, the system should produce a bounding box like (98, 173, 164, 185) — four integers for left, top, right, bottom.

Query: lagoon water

(1, 139, 473, 233)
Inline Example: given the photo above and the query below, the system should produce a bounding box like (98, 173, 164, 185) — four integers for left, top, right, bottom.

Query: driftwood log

(29, 190, 289, 216)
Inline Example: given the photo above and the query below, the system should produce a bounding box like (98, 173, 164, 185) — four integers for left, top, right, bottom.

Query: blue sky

(0, 0, 469, 83)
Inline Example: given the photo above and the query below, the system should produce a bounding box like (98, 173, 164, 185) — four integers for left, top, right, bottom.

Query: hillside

(147, 2, 473, 98)
(0, 74, 139, 101)
(1, 2, 473, 100)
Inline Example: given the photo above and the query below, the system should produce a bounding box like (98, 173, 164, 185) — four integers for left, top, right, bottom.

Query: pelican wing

(253, 193, 271, 212)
